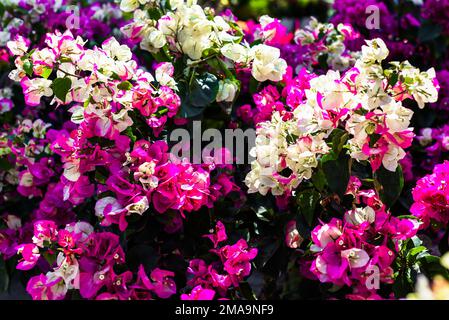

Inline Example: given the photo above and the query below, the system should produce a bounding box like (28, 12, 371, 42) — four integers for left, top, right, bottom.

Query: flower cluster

(411, 161, 449, 230)
(16, 220, 178, 300)
(121, 0, 287, 83)
(7, 30, 240, 231)
(94, 140, 238, 230)
(305, 177, 419, 298)
(245, 38, 438, 196)
(182, 221, 257, 300)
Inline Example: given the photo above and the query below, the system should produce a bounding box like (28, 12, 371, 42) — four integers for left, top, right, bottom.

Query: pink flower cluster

(17, 220, 177, 300)
(306, 177, 419, 299)
(236, 66, 313, 125)
(181, 221, 257, 300)
(95, 140, 238, 230)
(411, 161, 449, 229)
(6, 31, 239, 231)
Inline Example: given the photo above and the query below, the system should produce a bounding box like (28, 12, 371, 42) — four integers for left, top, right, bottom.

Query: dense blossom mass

(1, 0, 449, 301)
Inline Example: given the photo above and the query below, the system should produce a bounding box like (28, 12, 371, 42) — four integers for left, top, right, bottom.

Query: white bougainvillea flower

(341, 248, 370, 268)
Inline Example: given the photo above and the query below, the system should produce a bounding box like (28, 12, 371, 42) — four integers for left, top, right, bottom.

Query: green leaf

(418, 255, 449, 279)
(296, 189, 320, 226)
(179, 73, 219, 118)
(407, 246, 427, 259)
(252, 205, 272, 222)
(0, 157, 13, 171)
(311, 169, 327, 192)
(52, 77, 72, 103)
(396, 215, 419, 220)
(147, 7, 162, 20)
(189, 72, 219, 107)
(392, 269, 414, 298)
(374, 165, 404, 208)
(41, 66, 52, 79)
(254, 238, 280, 269)
(180, 99, 206, 118)
(249, 77, 260, 94)
(117, 81, 132, 91)
(388, 72, 399, 87)
(329, 128, 348, 155)
(238, 281, 257, 300)
(122, 127, 137, 143)
(23, 60, 33, 76)
(317, 53, 328, 70)
(322, 154, 350, 197)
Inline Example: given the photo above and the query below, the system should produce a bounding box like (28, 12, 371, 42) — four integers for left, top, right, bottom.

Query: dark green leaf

(23, 60, 33, 76)
(117, 81, 133, 91)
(311, 169, 327, 192)
(296, 189, 320, 226)
(238, 281, 257, 300)
(254, 238, 280, 269)
(322, 154, 350, 197)
(375, 165, 404, 208)
(392, 271, 414, 298)
(0, 157, 13, 171)
(52, 77, 72, 103)
(388, 72, 399, 87)
(418, 255, 449, 279)
(122, 127, 137, 143)
(189, 72, 219, 107)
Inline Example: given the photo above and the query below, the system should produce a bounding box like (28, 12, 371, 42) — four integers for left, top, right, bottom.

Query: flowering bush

(1, 0, 449, 301)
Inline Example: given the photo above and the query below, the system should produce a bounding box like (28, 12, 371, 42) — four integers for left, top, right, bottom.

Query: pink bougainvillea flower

(26, 274, 66, 300)
(16, 244, 40, 270)
(204, 221, 228, 248)
(20, 77, 53, 106)
(150, 268, 177, 299)
(32, 220, 58, 247)
(181, 285, 216, 300)
(219, 239, 257, 283)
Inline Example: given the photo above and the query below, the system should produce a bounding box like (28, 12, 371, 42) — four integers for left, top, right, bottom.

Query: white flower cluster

(221, 42, 287, 82)
(245, 112, 330, 196)
(245, 38, 439, 196)
(120, 0, 287, 82)
(346, 39, 438, 170)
